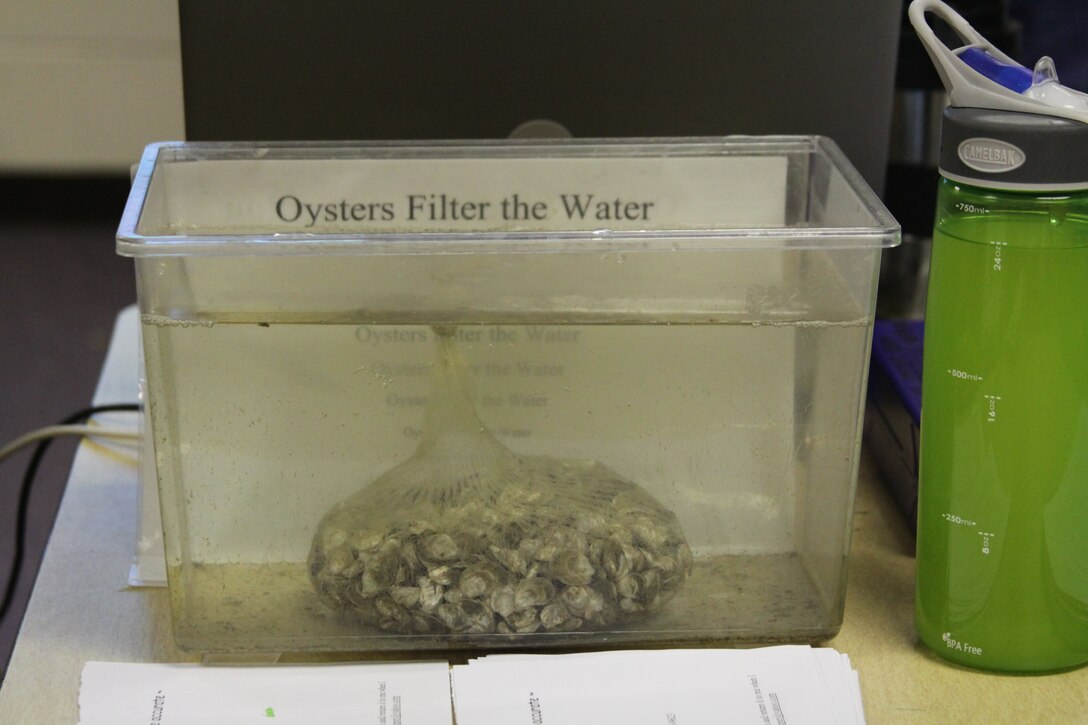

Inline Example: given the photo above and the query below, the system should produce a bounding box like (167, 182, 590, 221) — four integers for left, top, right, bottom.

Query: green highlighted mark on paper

(265, 706, 275, 717)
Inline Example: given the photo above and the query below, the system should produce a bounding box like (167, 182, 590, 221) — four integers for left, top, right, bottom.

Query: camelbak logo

(958, 138, 1025, 173)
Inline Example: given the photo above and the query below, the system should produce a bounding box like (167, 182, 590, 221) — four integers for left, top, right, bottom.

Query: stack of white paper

(451, 646, 864, 725)
(79, 646, 862, 724)
(78, 661, 453, 725)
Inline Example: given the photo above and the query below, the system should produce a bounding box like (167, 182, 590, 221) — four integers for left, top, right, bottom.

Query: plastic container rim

(117, 136, 901, 257)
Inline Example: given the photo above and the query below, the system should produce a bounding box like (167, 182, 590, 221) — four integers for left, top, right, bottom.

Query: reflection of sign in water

(353, 325, 576, 441)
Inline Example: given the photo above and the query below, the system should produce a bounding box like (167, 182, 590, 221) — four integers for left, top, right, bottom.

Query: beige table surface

(1, 307, 1085, 724)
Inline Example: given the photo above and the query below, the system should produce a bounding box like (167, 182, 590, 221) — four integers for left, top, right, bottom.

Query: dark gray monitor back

(179, 1, 900, 193)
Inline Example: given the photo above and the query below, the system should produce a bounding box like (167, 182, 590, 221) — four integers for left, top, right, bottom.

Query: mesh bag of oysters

(309, 327, 692, 636)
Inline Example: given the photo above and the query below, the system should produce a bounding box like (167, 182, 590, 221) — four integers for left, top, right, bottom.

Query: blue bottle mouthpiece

(957, 47, 1032, 94)
(957, 47, 1087, 113)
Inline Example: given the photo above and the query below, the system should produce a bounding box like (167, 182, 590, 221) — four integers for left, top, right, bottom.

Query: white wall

(0, 1, 185, 173)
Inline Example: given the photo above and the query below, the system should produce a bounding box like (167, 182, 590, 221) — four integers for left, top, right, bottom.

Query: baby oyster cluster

(309, 468, 693, 636)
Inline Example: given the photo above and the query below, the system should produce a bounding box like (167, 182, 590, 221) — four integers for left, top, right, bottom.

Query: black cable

(0, 403, 142, 624)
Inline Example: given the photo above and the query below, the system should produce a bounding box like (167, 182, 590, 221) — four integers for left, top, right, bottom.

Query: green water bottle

(910, 0, 1088, 672)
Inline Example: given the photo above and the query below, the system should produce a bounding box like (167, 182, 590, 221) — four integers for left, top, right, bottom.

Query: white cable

(0, 424, 140, 464)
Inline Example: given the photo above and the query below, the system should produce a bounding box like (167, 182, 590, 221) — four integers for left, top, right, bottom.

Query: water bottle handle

(908, 0, 993, 56)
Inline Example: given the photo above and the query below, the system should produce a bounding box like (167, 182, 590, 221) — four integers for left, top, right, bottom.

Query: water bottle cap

(909, 0, 1088, 190)
(938, 107, 1088, 191)
(908, 0, 1088, 124)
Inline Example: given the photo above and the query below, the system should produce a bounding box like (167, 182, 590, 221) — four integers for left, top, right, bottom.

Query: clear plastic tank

(118, 137, 899, 654)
